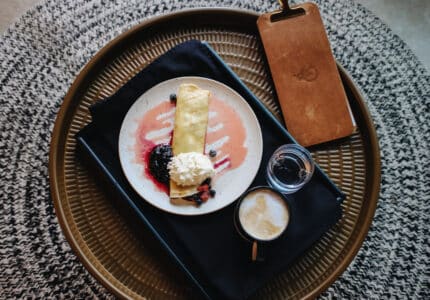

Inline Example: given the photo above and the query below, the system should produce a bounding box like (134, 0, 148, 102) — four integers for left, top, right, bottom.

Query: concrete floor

(356, 0, 430, 70)
(0, 0, 429, 70)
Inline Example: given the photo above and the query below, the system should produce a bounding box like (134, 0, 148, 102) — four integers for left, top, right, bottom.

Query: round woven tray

(49, 8, 380, 299)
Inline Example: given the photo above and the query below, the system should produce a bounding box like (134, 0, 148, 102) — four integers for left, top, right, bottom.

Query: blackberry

(202, 178, 211, 185)
(184, 193, 204, 206)
(148, 144, 173, 184)
(185, 193, 199, 201)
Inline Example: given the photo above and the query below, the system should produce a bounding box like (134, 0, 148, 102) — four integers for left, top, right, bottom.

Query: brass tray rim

(49, 8, 381, 299)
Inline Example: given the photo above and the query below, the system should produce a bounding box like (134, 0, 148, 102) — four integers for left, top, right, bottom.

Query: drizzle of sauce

(134, 101, 175, 193)
(213, 157, 230, 169)
(134, 95, 248, 192)
(207, 97, 247, 171)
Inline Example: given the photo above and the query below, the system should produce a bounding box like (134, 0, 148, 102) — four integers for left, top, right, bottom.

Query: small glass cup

(266, 144, 315, 194)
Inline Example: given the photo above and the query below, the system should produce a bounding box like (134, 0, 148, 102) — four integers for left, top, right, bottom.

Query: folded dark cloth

(77, 40, 344, 300)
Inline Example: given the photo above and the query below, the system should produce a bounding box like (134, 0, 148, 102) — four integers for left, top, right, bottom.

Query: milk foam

(238, 189, 289, 241)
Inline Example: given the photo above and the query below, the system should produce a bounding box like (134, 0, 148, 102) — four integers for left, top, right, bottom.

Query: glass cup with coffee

(234, 186, 290, 261)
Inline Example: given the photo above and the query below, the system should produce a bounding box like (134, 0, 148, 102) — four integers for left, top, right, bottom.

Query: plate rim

(48, 8, 381, 300)
(118, 75, 263, 216)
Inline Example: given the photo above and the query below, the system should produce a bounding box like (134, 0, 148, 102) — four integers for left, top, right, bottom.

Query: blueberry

(209, 149, 217, 157)
(194, 197, 202, 206)
(169, 93, 177, 102)
(209, 189, 216, 197)
(202, 178, 211, 185)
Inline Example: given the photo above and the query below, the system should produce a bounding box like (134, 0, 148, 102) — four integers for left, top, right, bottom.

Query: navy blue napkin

(77, 40, 344, 299)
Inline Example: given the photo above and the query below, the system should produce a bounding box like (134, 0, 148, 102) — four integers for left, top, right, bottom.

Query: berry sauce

(142, 142, 169, 194)
(148, 144, 173, 185)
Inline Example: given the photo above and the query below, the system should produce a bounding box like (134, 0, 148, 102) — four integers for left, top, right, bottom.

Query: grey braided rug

(1, 0, 429, 298)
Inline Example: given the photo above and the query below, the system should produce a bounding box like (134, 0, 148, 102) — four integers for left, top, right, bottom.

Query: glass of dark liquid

(266, 144, 315, 194)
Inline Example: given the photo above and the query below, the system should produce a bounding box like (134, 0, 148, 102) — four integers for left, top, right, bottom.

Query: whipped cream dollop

(168, 152, 215, 186)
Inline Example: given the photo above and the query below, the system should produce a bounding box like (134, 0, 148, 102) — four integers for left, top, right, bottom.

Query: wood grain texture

(257, 3, 355, 146)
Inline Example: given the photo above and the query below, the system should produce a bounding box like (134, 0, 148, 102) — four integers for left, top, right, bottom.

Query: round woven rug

(1, 0, 429, 298)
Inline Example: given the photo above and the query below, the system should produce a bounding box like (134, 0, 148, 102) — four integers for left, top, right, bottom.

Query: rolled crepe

(170, 84, 210, 203)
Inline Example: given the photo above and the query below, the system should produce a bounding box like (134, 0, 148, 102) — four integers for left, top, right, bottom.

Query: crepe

(170, 83, 210, 203)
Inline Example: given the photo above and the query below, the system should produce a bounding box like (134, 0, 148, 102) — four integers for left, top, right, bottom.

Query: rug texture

(0, 0, 429, 298)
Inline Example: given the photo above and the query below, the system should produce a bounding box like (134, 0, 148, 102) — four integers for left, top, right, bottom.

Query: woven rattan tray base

(49, 9, 380, 299)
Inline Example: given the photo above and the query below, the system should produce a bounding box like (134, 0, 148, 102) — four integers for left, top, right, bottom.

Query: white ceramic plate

(119, 77, 263, 215)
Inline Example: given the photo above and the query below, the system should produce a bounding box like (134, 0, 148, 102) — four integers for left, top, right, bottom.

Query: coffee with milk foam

(238, 188, 289, 241)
